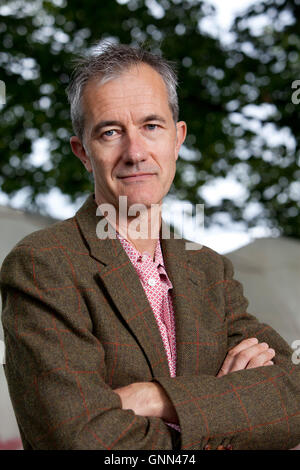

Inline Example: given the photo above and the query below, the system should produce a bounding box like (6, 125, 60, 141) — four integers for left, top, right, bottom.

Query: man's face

(70, 63, 186, 211)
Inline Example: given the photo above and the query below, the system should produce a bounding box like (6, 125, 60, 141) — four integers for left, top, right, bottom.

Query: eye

(100, 129, 121, 141)
(103, 129, 116, 137)
(145, 123, 158, 131)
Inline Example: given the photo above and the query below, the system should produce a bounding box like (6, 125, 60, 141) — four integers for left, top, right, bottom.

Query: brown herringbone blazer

(1, 193, 300, 450)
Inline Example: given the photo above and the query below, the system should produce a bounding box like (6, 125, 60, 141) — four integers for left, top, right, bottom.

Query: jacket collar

(75, 193, 206, 376)
(75, 193, 124, 265)
(74, 192, 193, 266)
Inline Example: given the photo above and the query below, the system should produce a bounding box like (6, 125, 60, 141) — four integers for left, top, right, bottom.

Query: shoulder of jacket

(181, 238, 225, 264)
(8, 215, 78, 252)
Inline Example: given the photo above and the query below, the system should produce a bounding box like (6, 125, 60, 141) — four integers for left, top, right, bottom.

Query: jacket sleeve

(0, 243, 180, 450)
(154, 255, 300, 450)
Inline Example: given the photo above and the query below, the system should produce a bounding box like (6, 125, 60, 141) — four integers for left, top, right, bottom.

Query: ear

(70, 136, 93, 173)
(175, 121, 187, 160)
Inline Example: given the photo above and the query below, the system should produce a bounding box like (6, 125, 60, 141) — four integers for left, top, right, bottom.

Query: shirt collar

(116, 231, 165, 268)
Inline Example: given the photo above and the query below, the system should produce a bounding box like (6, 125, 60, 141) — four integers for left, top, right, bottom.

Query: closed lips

(119, 173, 155, 178)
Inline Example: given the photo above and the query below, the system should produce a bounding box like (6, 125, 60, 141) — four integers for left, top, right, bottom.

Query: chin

(124, 190, 162, 209)
(125, 198, 159, 210)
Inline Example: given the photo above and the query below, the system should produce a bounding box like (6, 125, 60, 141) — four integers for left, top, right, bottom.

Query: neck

(119, 205, 162, 260)
(126, 237, 159, 260)
(95, 196, 162, 260)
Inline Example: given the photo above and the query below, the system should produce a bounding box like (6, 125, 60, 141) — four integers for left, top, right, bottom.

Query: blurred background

(0, 0, 300, 450)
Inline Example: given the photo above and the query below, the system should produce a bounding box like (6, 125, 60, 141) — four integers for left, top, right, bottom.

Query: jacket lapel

(75, 194, 171, 377)
(75, 194, 207, 378)
(161, 234, 206, 376)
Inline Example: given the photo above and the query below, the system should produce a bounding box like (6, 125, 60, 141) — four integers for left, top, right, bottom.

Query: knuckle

(228, 349, 237, 357)
(261, 350, 275, 361)
(235, 357, 247, 368)
(247, 360, 258, 368)
(239, 351, 250, 361)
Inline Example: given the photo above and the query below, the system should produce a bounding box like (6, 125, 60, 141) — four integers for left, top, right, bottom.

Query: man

(1, 43, 300, 450)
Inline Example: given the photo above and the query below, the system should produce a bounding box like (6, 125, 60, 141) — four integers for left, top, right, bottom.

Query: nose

(122, 129, 147, 164)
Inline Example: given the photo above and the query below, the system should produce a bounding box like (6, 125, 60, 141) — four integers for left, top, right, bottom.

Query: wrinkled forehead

(81, 63, 170, 120)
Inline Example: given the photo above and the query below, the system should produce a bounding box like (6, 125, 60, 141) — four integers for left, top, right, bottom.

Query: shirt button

(148, 277, 157, 287)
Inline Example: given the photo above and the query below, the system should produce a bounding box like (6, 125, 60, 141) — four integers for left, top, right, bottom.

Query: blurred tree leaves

(0, 0, 300, 237)
(229, 0, 300, 237)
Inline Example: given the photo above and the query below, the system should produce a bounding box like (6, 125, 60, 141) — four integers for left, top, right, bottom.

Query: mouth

(118, 173, 155, 182)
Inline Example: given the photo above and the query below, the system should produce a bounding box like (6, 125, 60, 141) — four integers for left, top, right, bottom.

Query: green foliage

(230, 0, 300, 237)
(0, 0, 299, 237)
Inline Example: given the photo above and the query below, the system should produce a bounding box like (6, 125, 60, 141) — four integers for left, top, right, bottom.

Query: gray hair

(66, 42, 179, 143)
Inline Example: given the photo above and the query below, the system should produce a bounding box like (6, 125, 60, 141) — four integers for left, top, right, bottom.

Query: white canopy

(226, 236, 300, 347)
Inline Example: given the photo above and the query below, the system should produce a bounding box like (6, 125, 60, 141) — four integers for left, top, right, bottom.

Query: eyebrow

(91, 120, 122, 138)
(91, 114, 167, 138)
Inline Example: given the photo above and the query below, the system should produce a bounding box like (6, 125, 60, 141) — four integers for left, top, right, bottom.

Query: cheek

(168, 162, 176, 182)
(91, 157, 105, 176)
(157, 139, 177, 163)
(161, 158, 176, 190)
(90, 147, 114, 175)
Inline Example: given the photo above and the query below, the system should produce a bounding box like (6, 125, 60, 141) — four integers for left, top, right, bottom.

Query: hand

(218, 340, 300, 450)
(114, 381, 179, 424)
(217, 337, 275, 378)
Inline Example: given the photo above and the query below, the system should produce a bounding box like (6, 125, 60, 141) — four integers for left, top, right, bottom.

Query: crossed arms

(114, 338, 276, 424)
(1, 241, 300, 450)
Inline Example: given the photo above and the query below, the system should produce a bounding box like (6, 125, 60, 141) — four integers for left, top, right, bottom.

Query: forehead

(82, 64, 171, 122)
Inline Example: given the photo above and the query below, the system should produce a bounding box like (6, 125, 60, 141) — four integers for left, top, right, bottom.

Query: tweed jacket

(1, 193, 300, 450)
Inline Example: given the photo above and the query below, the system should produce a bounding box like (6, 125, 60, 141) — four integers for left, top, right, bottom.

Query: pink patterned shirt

(117, 233, 181, 433)
(117, 233, 177, 378)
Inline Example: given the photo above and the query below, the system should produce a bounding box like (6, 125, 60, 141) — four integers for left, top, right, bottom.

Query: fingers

(217, 338, 275, 378)
(246, 349, 275, 369)
(228, 343, 275, 373)
(227, 337, 259, 355)
(217, 337, 258, 377)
